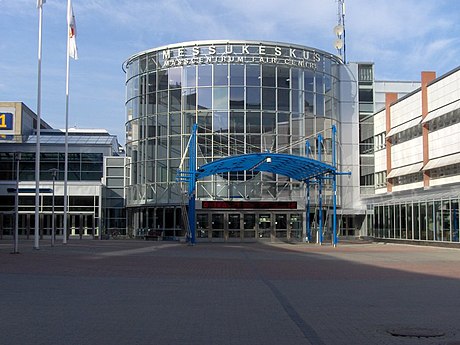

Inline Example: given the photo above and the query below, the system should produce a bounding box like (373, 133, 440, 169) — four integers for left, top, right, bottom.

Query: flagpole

(63, 0, 71, 244)
(34, 2, 44, 250)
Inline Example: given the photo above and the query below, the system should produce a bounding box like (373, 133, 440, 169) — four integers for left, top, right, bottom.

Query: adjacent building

(0, 102, 125, 239)
(366, 67, 460, 243)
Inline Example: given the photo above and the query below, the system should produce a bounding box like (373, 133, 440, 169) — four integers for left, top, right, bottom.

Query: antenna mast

(333, 0, 346, 63)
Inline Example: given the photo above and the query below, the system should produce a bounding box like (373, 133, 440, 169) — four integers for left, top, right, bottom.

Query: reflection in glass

(169, 89, 181, 111)
(414, 203, 420, 240)
(427, 201, 434, 240)
(198, 88, 212, 109)
(246, 65, 260, 86)
(213, 111, 228, 132)
(168, 67, 181, 88)
(214, 64, 228, 86)
(197, 112, 212, 133)
(198, 65, 212, 86)
(262, 65, 276, 87)
(291, 68, 301, 89)
(183, 66, 196, 87)
(304, 70, 314, 91)
(213, 87, 228, 109)
(230, 87, 244, 109)
(230, 64, 244, 85)
(305, 92, 314, 113)
(278, 89, 290, 111)
(246, 87, 260, 109)
(158, 70, 168, 90)
(148, 72, 156, 93)
(183, 88, 196, 110)
(452, 200, 459, 242)
(230, 111, 244, 133)
(420, 202, 427, 240)
(316, 94, 324, 116)
(277, 67, 290, 88)
(401, 204, 407, 239)
(262, 88, 276, 110)
(246, 112, 260, 133)
(443, 200, 451, 241)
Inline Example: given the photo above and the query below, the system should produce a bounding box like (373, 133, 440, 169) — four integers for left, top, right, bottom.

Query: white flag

(67, 1, 78, 60)
(37, 0, 46, 8)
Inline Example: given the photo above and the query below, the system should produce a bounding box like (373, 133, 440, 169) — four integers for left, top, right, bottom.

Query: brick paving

(1, 239, 460, 344)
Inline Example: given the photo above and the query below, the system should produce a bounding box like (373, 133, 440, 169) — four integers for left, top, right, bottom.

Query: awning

(386, 117, 421, 137)
(424, 152, 460, 170)
(387, 162, 423, 179)
(422, 99, 460, 124)
(195, 152, 336, 182)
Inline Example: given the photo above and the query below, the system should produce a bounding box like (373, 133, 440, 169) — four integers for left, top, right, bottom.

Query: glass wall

(372, 196, 460, 243)
(124, 41, 341, 236)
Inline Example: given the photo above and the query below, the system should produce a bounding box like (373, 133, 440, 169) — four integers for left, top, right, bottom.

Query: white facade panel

(391, 92, 422, 127)
(428, 123, 460, 159)
(428, 70, 460, 112)
(430, 175, 460, 187)
(375, 187, 387, 195)
(374, 149, 386, 173)
(374, 110, 386, 134)
(391, 137, 423, 168)
(392, 181, 423, 192)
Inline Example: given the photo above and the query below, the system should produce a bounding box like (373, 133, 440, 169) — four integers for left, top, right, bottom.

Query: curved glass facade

(124, 40, 341, 240)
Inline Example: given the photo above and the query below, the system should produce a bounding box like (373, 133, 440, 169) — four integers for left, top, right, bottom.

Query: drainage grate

(387, 327, 445, 338)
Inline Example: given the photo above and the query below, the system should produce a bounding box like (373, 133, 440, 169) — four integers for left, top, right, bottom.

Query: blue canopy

(196, 152, 335, 182)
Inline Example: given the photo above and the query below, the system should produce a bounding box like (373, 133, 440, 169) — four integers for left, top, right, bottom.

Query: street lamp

(49, 168, 58, 247)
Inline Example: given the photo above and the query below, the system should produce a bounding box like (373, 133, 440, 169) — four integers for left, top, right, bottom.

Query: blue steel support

(305, 139, 312, 243)
(305, 140, 311, 158)
(332, 125, 338, 247)
(188, 124, 197, 245)
(317, 134, 323, 245)
(306, 181, 311, 242)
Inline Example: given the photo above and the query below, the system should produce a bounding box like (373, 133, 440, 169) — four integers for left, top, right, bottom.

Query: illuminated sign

(202, 201, 297, 209)
(0, 113, 13, 130)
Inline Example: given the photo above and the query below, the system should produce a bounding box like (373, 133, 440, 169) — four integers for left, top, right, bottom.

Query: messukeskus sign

(160, 43, 322, 70)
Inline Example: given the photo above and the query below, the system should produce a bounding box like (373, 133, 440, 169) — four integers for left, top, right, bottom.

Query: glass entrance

(243, 214, 256, 240)
(275, 214, 287, 239)
(289, 214, 303, 241)
(258, 213, 272, 239)
(228, 213, 241, 240)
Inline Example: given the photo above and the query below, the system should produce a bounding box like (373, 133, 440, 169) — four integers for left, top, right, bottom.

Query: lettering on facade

(160, 44, 322, 70)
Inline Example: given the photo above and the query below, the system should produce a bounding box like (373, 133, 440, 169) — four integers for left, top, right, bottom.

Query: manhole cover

(387, 327, 445, 338)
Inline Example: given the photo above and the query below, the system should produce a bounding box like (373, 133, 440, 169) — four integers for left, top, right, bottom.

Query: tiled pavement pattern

(1, 239, 460, 345)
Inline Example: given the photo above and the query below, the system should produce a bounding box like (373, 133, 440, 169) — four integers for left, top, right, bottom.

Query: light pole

(13, 153, 20, 254)
(49, 168, 58, 247)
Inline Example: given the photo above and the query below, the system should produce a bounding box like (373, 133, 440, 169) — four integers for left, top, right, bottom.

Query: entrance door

(227, 213, 241, 240)
(243, 214, 256, 241)
(289, 214, 303, 241)
(257, 213, 272, 239)
(211, 213, 224, 240)
(275, 213, 288, 239)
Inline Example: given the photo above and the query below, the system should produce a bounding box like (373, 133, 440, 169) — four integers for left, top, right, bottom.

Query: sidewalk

(1, 239, 460, 345)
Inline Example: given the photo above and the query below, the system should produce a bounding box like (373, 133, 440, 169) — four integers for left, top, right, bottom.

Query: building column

(385, 93, 398, 193)
(421, 71, 436, 188)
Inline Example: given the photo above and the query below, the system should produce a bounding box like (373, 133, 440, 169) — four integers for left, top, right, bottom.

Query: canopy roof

(196, 152, 335, 182)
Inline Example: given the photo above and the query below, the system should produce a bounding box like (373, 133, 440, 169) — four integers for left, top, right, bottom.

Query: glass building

(123, 40, 342, 241)
(0, 101, 123, 239)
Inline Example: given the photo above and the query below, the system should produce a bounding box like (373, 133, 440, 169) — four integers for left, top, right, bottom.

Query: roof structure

(195, 152, 335, 182)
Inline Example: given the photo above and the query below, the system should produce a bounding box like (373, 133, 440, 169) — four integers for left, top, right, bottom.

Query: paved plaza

(1, 239, 460, 345)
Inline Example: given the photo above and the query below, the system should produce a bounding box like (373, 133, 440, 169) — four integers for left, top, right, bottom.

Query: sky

(1, 0, 459, 144)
